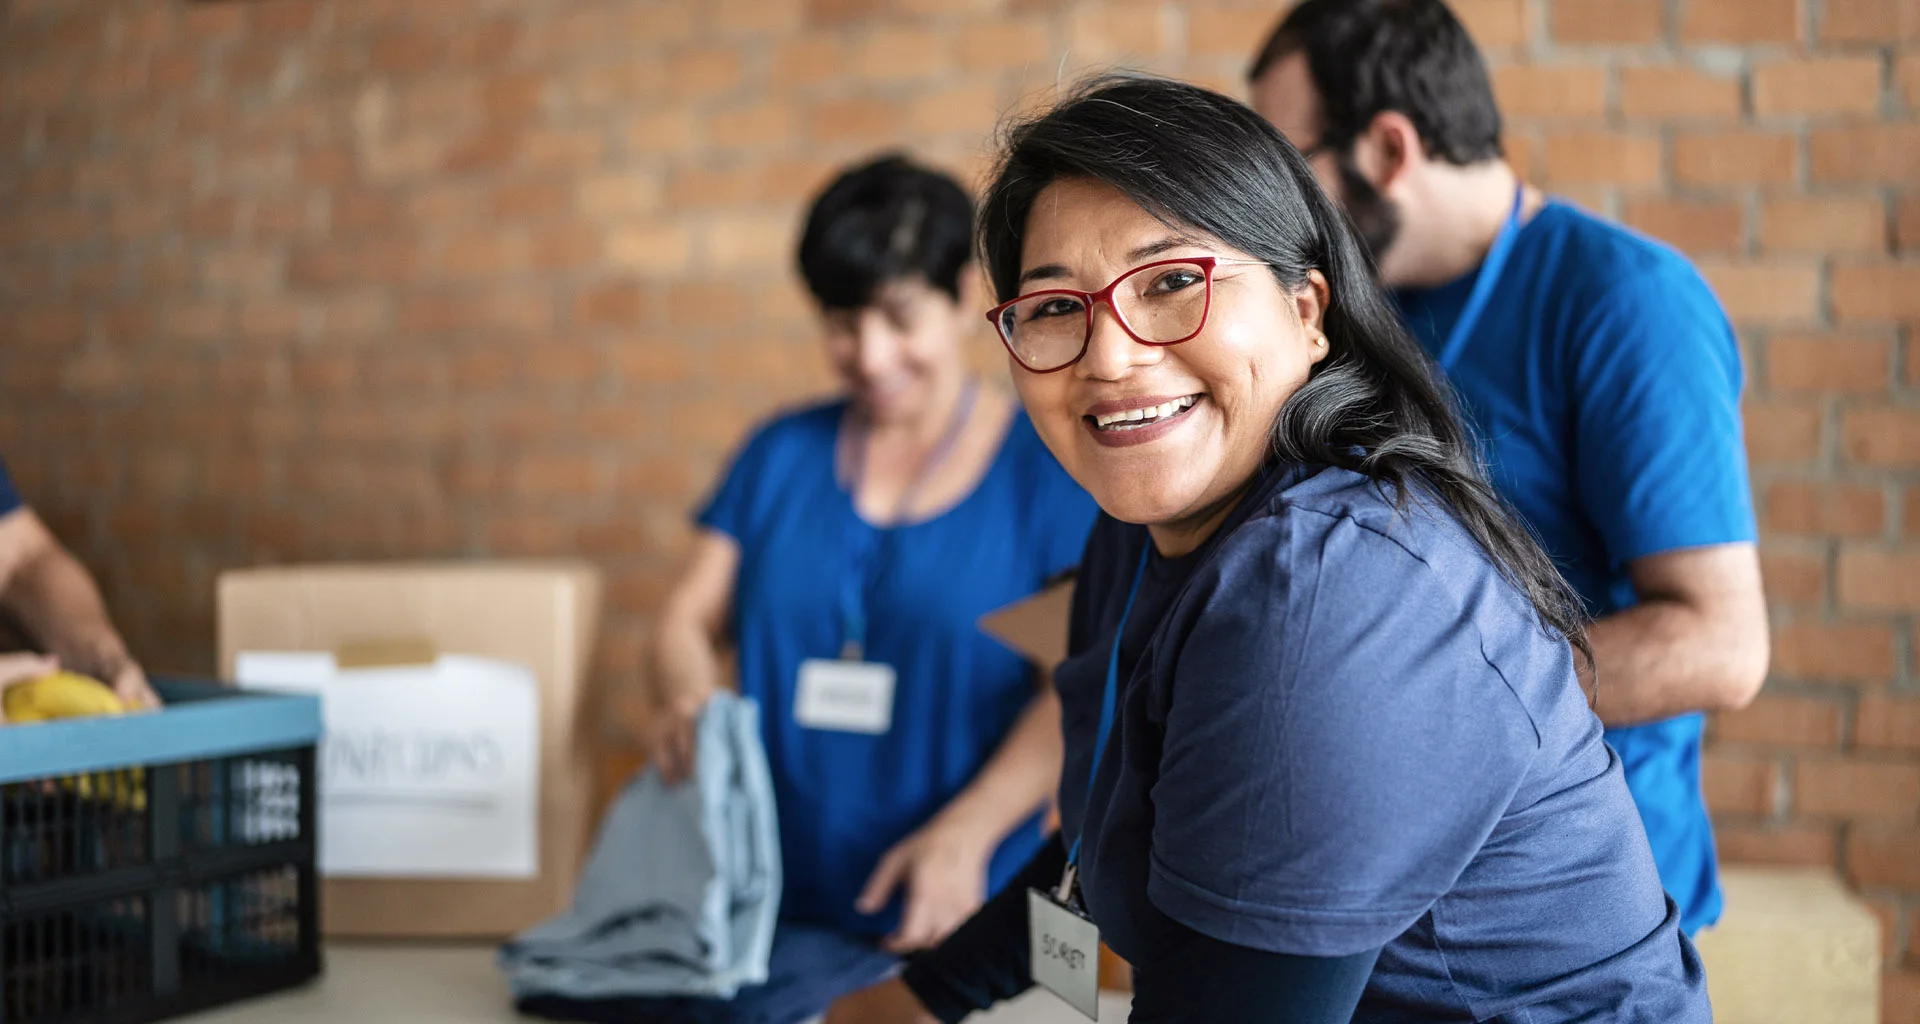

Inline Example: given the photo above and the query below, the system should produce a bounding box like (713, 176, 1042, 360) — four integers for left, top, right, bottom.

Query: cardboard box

(978, 578, 1075, 669)
(218, 561, 602, 938)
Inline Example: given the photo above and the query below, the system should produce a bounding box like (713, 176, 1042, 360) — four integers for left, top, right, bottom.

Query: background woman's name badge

(794, 659, 895, 733)
(1028, 889, 1100, 1020)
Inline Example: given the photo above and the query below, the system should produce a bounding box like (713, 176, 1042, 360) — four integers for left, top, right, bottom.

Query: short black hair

(796, 154, 974, 310)
(1249, 0, 1502, 166)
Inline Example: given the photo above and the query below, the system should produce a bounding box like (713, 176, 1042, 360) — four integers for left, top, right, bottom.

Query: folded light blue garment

(501, 693, 780, 1000)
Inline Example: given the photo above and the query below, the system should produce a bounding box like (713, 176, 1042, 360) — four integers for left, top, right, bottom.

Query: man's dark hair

(796, 154, 975, 310)
(1250, 0, 1503, 166)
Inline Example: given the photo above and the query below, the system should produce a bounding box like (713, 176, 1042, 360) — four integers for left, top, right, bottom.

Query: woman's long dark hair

(979, 74, 1592, 664)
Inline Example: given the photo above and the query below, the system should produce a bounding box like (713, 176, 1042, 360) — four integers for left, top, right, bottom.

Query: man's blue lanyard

(836, 381, 979, 660)
(1066, 539, 1153, 869)
(1433, 184, 1526, 373)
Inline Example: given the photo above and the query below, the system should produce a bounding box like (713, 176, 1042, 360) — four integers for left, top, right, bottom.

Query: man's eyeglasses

(985, 256, 1271, 374)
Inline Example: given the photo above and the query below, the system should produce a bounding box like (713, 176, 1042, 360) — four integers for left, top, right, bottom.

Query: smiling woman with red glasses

(849, 76, 1713, 1024)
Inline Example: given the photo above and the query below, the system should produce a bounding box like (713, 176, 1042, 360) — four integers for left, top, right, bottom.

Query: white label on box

(236, 651, 540, 879)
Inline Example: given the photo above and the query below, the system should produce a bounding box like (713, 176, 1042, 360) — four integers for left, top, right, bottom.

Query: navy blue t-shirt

(699, 400, 1098, 938)
(1395, 201, 1756, 933)
(0, 457, 21, 518)
(1058, 462, 1709, 1021)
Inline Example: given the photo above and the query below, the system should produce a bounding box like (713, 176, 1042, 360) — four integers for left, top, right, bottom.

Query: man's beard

(1338, 156, 1402, 275)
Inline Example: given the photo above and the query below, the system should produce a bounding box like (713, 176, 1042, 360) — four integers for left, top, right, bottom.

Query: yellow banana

(3, 670, 127, 722)
(3, 671, 147, 812)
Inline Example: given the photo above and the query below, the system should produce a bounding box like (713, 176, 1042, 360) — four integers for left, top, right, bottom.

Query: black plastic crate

(0, 679, 322, 1023)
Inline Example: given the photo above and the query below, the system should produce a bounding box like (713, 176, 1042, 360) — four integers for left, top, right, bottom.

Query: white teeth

(1092, 395, 1198, 430)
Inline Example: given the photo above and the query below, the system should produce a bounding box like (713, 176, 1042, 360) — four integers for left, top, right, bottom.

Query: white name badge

(1028, 888, 1101, 1020)
(795, 658, 896, 734)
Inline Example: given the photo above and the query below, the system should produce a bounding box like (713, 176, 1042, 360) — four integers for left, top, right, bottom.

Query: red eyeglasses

(985, 256, 1271, 374)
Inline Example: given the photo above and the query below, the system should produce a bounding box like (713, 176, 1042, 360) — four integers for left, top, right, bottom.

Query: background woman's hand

(640, 681, 714, 785)
(109, 660, 160, 711)
(856, 814, 994, 953)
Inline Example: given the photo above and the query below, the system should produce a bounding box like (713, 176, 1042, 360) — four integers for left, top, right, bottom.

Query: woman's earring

(1312, 330, 1328, 348)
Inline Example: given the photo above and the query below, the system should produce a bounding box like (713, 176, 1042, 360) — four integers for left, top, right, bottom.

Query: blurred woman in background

(644, 156, 1097, 966)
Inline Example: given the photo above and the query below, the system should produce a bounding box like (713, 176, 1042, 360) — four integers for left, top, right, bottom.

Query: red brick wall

(1, 0, 1915, 1015)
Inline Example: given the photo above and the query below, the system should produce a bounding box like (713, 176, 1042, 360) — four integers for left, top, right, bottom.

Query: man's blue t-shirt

(1395, 200, 1757, 933)
(1059, 463, 1709, 1021)
(0, 456, 22, 518)
(698, 401, 1098, 938)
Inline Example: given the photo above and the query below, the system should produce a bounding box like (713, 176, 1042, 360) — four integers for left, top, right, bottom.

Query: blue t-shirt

(698, 400, 1098, 937)
(0, 457, 20, 518)
(1395, 201, 1756, 933)
(1060, 463, 1710, 1022)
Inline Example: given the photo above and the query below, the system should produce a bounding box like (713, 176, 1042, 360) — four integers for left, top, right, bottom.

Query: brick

(1454, 0, 1532, 49)
(491, 181, 566, 221)
(959, 19, 1052, 71)
(1821, 0, 1920, 42)
(577, 172, 661, 220)
(1622, 198, 1743, 256)
(1838, 546, 1920, 608)
(607, 223, 695, 276)
(1901, 54, 1920, 109)
(1764, 478, 1889, 537)
(577, 281, 647, 327)
(1541, 131, 1662, 185)
(709, 101, 796, 153)
(1618, 65, 1742, 119)
(1895, 200, 1920, 255)
(1189, 9, 1271, 58)
(1711, 693, 1845, 747)
(1858, 695, 1920, 752)
(705, 212, 793, 271)
(625, 110, 699, 158)
(1851, 828, 1920, 888)
(1754, 57, 1886, 117)
(1700, 262, 1820, 325)
(1682, 0, 1802, 42)
(1759, 196, 1887, 254)
(909, 84, 1002, 137)
(668, 48, 744, 98)
(850, 28, 952, 83)
(1077, 1, 1178, 58)
(1703, 753, 1779, 815)
(1771, 620, 1897, 681)
(809, 96, 903, 144)
(1674, 130, 1799, 186)
(1833, 262, 1920, 323)
(1797, 753, 1920, 818)
(1760, 546, 1828, 602)
(165, 303, 229, 344)
(1551, 0, 1663, 43)
(1714, 822, 1838, 866)
(770, 36, 843, 88)
(716, 0, 802, 34)
(1767, 332, 1895, 394)
(517, 128, 603, 171)
(1492, 65, 1610, 119)
(1812, 124, 1920, 183)
(1887, 969, 1920, 1024)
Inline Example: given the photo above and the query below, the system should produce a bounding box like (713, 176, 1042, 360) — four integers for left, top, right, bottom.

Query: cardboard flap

(978, 579, 1076, 669)
(334, 636, 438, 669)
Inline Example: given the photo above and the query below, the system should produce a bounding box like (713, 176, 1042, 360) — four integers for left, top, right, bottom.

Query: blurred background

(0, 0, 1915, 1016)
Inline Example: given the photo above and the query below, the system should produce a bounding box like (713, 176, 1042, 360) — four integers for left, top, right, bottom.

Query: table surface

(178, 943, 1135, 1024)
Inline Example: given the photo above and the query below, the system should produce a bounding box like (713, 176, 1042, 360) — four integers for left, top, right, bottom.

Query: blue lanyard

(836, 382, 979, 659)
(1433, 184, 1526, 373)
(1066, 539, 1153, 868)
